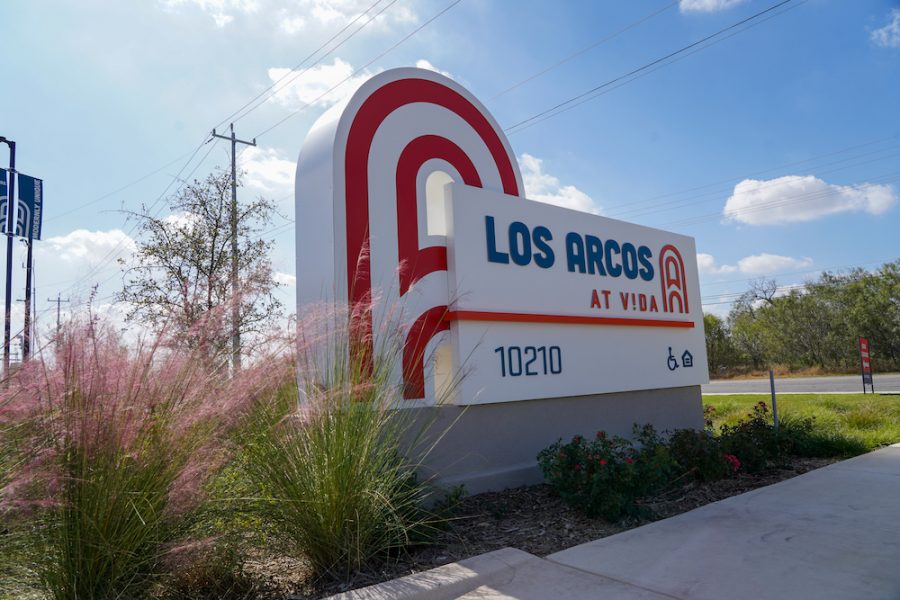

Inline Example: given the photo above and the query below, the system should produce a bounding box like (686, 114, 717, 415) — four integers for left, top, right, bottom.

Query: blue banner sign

(17, 174, 43, 240)
(0, 167, 9, 236)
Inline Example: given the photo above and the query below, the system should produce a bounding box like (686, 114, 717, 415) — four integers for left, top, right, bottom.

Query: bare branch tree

(118, 168, 283, 364)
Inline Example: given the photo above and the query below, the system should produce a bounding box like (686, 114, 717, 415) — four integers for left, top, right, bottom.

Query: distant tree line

(704, 260, 900, 377)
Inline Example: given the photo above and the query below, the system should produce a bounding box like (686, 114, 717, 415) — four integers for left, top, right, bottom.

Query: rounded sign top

(295, 67, 525, 401)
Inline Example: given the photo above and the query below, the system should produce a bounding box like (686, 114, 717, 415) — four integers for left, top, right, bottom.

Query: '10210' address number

(494, 345, 562, 377)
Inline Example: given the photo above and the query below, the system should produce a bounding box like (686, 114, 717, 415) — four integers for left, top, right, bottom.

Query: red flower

(624, 457, 634, 465)
(599, 459, 607, 466)
(724, 453, 741, 473)
(596, 431, 606, 439)
(574, 464, 582, 472)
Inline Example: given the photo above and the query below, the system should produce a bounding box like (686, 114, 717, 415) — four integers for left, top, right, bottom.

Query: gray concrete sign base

(332, 444, 900, 600)
(414, 385, 703, 495)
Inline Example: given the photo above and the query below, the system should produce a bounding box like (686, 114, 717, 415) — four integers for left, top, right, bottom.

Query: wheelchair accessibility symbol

(667, 347, 679, 371)
(667, 347, 694, 371)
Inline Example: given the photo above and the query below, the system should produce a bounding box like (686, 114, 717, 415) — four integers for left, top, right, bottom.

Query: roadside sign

(859, 337, 874, 393)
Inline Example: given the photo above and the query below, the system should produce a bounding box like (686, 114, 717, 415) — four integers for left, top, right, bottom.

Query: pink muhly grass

(0, 313, 294, 597)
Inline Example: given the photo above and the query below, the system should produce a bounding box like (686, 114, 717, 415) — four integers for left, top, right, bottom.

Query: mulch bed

(246, 457, 836, 599)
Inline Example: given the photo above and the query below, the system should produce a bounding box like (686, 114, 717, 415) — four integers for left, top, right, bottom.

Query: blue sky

(1, 0, 899, 347)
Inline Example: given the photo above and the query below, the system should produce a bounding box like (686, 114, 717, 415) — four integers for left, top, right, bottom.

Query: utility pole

(211, 123, 255, 373)
(1, 136, 16, 377)
(22, 239, 33, 359)
(48, 294, 69, 339)
(16, 297, 33, 353)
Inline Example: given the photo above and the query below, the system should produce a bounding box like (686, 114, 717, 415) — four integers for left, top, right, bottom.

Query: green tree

(727, 293, 770, 370)
(703, 313, 738, 375)
(118, 168, 282, 362)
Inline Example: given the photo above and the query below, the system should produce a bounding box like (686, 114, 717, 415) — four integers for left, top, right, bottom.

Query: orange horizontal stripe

(445, 310, 695, 329)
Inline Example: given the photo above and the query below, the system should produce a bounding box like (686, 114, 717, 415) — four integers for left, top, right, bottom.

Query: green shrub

(537, 425, 678, 521)
(716, 402, 867, 471)
(668, 429, 731, 482)
(718, 401, 787, 473)
(539, 401, 870, 520)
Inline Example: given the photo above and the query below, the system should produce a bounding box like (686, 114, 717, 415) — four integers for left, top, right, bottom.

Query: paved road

(703, 373, 900, 394)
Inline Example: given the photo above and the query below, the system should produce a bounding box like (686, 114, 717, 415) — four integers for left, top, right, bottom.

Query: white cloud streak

(698, 252, 812, 276)
(736, 253, 812, 275)
(240, 146, 295, 198)
(266, 58, 375, 109)
(723, 175, 897, 225)
(871, 9, 900, 48)
(519, 153, 599, 214)
(159, 0, 259, 27)
(697, 253, 737, 275)
(37, 229, 136, 268)
(414, 59, 453, 79)
(679, 0, 746, 14)
(160, 0, 417, 31)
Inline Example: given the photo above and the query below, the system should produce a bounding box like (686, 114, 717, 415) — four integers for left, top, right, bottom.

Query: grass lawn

(704, 393, 900, 450)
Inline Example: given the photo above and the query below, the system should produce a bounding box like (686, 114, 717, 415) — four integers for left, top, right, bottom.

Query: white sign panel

(294, 66, 708, 405)
(445, 184, 709, 405)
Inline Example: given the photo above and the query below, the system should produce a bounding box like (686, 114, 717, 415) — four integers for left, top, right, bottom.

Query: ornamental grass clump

(0, 316, 285, 599)
(239, 305, 444, 579)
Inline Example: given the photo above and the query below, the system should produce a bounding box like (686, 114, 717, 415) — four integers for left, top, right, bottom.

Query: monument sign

(295, 67, 708, 490)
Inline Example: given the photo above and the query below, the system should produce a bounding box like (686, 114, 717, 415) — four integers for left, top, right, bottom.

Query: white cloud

(697, 252, 811, 276)
(519, 153, 599, 214)
(871, 9, 900, 48)
(736, 253, 812, 275)
(37, 229, 136, 268)
(306, 0, 416, 27)
(30, 230, 137, 317)
(161, 0, 416, 31)
(273, 271, 296, 286)
(415, 59, 453, 79)
(159, 0, 259, 27)
(240, 146, 295, 200)
(723, 175, 897, 225)
(267, 58, 374, 109)
(278, 11, 306, 34)
(697, 253, 737, 275)
(679, 0, 745, 13)
(265, 57, 456, 111)
(162, 212, 201, 230)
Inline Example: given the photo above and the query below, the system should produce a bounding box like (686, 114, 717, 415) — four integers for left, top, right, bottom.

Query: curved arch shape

(659, 244, 689, 315)
(342, 77, 521, 398)
(395, 135, 482, 295)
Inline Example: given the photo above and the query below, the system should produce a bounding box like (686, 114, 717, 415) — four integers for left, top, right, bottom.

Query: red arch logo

(342, 77, 520, 399)
(659, 244, 689, 315)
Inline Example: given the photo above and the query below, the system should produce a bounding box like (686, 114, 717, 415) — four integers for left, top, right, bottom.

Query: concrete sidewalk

(334, 444, 900, 600)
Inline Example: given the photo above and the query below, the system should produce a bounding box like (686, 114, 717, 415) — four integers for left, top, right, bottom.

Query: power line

(698, 258, 899, 307)
(701, 283, 807, 302)
(60, 138, 220, 300)
(252, 0, 464, 140)
(660, 169, 900, 229)
(608, 144, 900, 222)
(600, 134, 900, 216)
(220, 0, 399, 128)
(491, 1, 678, 100)
(45, 150, 198, 223)
(504, 0, 801, 135)
(699, 258, 898, 289)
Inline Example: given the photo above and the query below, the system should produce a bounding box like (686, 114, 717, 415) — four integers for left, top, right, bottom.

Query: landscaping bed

(244, 456, 836, 599)
(3, 345, 891, 600)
